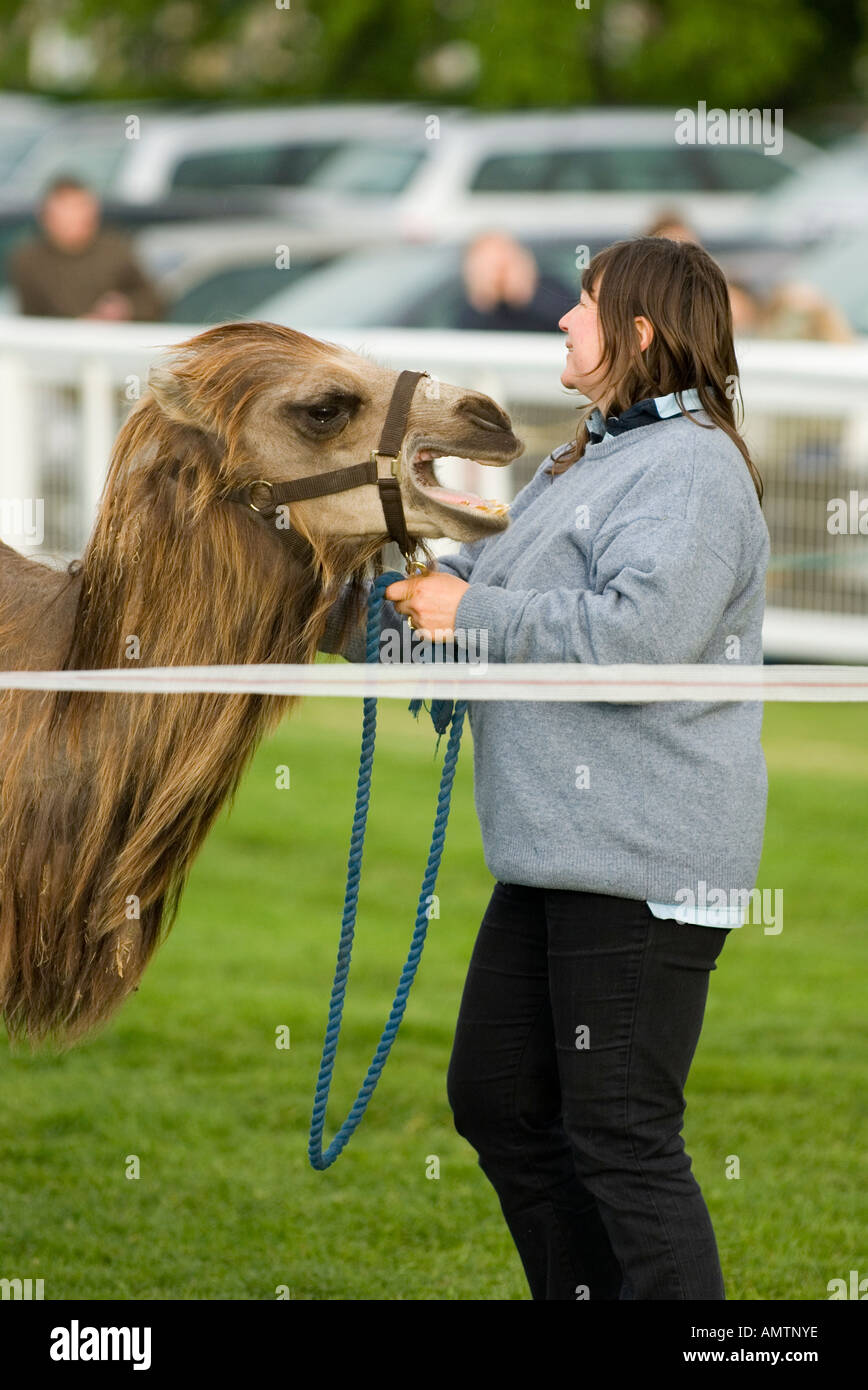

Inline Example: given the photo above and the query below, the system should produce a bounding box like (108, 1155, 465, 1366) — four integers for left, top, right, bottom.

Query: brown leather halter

(222, 369, 429, 567)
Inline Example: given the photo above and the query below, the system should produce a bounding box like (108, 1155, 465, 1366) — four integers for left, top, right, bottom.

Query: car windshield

(170, 141, 345, 191)
(305, 141, 427, 195)
(0, 125, 52, 182)
(168, 255, 329, 323)
(470, 143, 793, 193)
(788, 235, 868, 334)
(6, 132, 128, 197)
(764, 137, 868, 204)
(252, 242, 460, 325)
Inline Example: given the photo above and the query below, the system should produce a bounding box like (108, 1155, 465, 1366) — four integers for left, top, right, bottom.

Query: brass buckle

(371, 449, 400, 479)
(248, 480, 275, 512)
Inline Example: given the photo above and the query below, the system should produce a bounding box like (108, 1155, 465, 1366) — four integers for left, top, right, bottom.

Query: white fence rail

(0, 317, 866, 663)
(1, 662, 866, 702)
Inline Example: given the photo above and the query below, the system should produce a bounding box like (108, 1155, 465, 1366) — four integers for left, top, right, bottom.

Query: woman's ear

(634, 315, 655, 352)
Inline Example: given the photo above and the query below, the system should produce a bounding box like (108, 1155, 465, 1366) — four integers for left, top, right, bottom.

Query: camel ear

(147, 364, 210, 430)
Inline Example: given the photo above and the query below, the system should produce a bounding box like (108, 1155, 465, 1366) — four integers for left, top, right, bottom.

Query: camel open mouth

(407, 446, 511, 519)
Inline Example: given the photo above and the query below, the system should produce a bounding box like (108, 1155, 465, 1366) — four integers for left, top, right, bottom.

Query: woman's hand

(384, 573, 469, 640)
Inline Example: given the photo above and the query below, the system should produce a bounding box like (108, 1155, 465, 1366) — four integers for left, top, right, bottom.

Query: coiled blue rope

(308, 569, 467, 1170)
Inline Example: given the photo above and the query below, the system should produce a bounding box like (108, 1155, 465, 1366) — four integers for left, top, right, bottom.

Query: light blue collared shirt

(647, 900, 746, 928)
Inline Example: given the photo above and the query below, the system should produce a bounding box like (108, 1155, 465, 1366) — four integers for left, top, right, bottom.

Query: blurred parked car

(248, 236, 583, 330)
(247, 231, 813, 331)
(751, 134, 868, 242)
(0, 94, 60, 183)
(132, 223, 358, 323)
(0, 104, 435, 206)
(775, 231, 868, 336)
(288, 108, 822, 243)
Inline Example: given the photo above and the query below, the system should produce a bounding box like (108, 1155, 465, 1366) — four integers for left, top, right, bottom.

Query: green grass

(1, 697, 865, 1300)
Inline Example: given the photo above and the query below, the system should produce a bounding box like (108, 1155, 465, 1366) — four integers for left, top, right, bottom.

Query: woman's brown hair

(552, 236, 763, 503)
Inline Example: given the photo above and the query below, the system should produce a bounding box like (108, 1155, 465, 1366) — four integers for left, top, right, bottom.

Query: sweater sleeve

(453, 513, 741, 665)
(435, 536, 491, 582)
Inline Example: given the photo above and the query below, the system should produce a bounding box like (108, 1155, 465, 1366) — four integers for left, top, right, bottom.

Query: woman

(323, 236, 770, 1300)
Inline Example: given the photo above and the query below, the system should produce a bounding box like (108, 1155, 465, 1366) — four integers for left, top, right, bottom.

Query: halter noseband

(222, 369, 429, 566)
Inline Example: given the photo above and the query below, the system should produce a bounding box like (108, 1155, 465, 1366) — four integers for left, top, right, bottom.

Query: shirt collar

(546, 388, 703, 470)
(585, 388, 703, 445)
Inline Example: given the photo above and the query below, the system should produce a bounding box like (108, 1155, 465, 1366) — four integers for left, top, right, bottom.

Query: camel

(0, 320, 522, 1048)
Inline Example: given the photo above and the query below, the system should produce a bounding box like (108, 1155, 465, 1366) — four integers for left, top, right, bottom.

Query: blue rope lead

(308, 569, 467, 1170)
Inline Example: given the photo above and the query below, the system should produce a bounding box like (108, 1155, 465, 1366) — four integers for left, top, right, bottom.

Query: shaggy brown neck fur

(0, 398, 386, 1048)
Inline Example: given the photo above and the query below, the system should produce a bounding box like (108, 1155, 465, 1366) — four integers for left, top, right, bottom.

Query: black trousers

(446, 882, 730, 1300)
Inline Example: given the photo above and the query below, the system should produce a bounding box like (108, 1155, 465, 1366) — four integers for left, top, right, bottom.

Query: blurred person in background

(728, 277, 853, 341)
(645, 210, 701, 243)
(754, 281, 854, 342)
(456, 230, 574, 332)
(728, 279, 763, 335)
(9, 177, 164, 321)
(647, 213, 853, 341)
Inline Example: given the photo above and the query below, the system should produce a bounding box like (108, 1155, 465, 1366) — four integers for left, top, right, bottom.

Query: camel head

(145, 321, 524, 552)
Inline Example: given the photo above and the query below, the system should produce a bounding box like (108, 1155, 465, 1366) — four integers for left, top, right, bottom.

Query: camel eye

(288, 392, 360, 437)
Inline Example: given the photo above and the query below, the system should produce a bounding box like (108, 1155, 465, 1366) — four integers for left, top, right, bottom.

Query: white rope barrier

(0, 663, 866, 701)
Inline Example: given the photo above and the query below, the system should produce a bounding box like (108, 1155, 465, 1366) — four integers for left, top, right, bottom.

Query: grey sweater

(320, 405, 770, 906)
